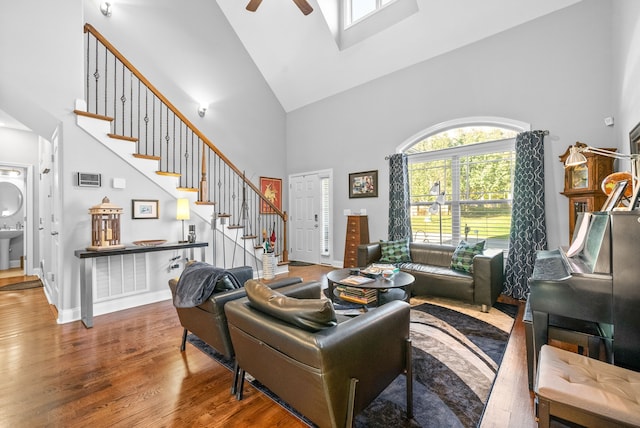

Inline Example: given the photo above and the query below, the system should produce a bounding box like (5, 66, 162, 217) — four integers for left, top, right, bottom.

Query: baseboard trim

(57, 289, 172, 324)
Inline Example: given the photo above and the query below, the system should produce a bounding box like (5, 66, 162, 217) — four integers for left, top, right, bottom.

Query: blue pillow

(450, 240, 485, 273)
(379, 238, 411, 263)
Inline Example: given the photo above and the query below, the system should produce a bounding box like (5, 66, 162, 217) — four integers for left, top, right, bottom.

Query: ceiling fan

(246, 0, 313, 16)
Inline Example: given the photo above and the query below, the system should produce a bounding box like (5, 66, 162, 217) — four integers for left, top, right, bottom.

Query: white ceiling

(217, 0, 583, 112)
(0, 109, 31, 132)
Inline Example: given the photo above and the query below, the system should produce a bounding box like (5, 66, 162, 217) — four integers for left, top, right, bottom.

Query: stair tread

(177, 187, 198, 193)
(74, 109, 114, 122)
(108, 133, 138, 142)
(195, 201, 215, 206)
(156, 171, 181, 177)
(133, 153, 161, 161)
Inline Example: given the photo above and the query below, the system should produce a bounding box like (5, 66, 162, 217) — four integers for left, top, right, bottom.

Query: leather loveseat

(226, 280, 413, 428)
(358, 242, 504, 312)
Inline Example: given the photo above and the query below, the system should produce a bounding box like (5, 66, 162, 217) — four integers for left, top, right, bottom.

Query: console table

(74, 241, 208, 328)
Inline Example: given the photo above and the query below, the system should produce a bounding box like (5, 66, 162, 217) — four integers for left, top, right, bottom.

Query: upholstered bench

(535, 345, 640, 428)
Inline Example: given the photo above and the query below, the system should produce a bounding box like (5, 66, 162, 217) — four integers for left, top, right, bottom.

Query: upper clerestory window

(340, 0, 418, 49)
(346, 0, 396, 26)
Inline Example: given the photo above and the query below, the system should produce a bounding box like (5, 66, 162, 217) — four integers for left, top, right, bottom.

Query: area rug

(0, 279, 43, 291)
(188, 298, 516, 427)
(288, 260, 315, 267)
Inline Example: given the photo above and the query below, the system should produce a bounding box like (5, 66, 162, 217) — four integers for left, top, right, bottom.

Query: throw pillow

(245, 280, 337, 332)
(450, 240, 485, 273)
(214, 275, 239, 292)
(379, 238, 411, 263)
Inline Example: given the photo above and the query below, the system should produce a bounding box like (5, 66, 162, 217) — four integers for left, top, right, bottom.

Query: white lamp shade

(565, 146, 588, 167)
(429, 203, 439, 214)
(176, 198, 190, 220)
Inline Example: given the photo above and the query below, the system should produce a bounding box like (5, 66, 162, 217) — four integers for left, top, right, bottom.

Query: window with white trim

(347, 0, 395, 25)
(406, 124, 520, 249)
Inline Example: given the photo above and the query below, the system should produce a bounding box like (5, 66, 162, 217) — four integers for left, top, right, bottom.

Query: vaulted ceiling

(217, 0, 582, 112)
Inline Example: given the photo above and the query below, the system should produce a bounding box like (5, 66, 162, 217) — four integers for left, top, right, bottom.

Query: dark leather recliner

(225, 280, 413, 428)
(168, 265, 303, 391)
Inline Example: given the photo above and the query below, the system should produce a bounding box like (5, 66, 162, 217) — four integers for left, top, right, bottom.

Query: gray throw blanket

(173, 261, 242, 308)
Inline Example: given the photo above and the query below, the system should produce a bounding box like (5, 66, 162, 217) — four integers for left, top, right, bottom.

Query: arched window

(401, 117, 529, 249)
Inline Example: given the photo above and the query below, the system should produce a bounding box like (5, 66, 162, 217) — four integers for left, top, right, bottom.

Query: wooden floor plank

(0, 265, 535, 427)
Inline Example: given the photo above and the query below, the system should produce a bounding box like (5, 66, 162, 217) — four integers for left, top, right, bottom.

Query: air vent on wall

(77, 172, 102, 187)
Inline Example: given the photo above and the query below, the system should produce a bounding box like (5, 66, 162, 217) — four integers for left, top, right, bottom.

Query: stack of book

(336, 284, 377, 305)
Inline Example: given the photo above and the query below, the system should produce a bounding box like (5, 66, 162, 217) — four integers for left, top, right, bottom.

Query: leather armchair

(225, 280, 413, 428)
(168, 265, 303, 392)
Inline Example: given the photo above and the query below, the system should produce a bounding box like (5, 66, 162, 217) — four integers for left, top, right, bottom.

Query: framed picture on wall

(131, 199, 159, 219)
(349, 170, 378, 198)
(260, 177, 282, 214)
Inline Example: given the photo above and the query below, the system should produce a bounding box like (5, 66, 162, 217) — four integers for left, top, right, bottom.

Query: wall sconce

(100, 2, 112, 17)
(176, 198, 190, 243)
(198, 103, 207, 117)
(0, 168, 21, 177)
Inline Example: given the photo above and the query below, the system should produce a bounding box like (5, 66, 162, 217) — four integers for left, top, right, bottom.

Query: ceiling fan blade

(246, 0, 263, 12)
(292, 0, 313, 15)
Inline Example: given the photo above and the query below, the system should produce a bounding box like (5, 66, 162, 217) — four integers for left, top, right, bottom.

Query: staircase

(76, 23, 288, 274)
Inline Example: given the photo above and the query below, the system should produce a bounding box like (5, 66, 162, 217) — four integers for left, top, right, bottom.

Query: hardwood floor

(0, 264, 536, 427)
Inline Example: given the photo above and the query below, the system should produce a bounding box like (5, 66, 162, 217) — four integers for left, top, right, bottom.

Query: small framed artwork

(260, 177, 282, 214)
(349, 170, 378, 198)
(601, 181, 627, 211)
(132, 199, 159, 219)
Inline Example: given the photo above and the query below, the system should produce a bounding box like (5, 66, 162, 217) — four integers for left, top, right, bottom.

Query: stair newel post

(199, 145, 208, 202)
(282, 211, 288, 263)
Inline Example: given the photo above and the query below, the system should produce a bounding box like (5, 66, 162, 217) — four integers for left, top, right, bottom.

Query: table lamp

(176, 198, 190, 243)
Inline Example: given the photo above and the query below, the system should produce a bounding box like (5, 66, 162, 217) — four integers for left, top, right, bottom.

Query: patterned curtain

(503, 130, 548, 299)
(388, 153, 412, 241)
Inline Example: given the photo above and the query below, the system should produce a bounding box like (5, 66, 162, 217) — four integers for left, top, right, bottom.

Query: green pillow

(450, 240, 485, 273)
(379, 238, 411, 263)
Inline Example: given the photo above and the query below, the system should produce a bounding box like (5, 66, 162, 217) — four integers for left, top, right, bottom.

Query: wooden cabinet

(559, 143, 615, 241)
(343, 215, 369, 268)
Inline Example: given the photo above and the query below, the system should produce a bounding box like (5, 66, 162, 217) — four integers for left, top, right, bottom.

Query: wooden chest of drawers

(343, 215, 369, 268)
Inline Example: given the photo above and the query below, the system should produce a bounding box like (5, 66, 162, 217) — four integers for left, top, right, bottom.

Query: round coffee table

(327, 268, 415, 308)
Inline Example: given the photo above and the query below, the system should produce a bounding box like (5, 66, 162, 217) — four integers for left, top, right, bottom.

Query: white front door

(289, 173, 321, 264)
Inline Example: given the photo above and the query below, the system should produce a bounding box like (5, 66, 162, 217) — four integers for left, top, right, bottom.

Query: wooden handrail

(83, 23, 285, 218)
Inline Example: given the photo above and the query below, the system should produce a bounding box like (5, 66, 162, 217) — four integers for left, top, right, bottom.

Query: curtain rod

(385, 129, 550, 159)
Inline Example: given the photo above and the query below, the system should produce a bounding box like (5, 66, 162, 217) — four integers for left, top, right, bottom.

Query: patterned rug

(188, 297, 516, 427)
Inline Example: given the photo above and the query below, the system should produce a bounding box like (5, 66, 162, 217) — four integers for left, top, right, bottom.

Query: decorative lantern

(87, 196, 125, 251)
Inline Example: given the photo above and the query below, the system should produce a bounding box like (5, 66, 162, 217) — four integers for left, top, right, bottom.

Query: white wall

(0, 0, 287, 321)
(612, 0, 640, 151)
(287, 0, 616, 261)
